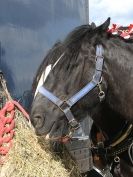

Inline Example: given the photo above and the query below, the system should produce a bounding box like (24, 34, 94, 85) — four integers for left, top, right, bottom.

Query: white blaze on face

(34, 64, 52, 97)
(34, 52, 64, 98)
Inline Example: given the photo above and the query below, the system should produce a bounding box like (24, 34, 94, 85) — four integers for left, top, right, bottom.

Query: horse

(30, 18, 133, 177)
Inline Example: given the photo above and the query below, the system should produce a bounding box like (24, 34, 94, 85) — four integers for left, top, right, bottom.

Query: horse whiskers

(44, 133, 70, 143)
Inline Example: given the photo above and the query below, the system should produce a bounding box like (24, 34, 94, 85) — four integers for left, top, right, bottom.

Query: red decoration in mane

(108, 24, 133, 39)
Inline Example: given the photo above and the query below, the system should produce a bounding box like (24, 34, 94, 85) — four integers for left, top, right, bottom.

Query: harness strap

(91, 124, 133, 157)
(67, 81, 97, 106)
(111, 124, 133, 147)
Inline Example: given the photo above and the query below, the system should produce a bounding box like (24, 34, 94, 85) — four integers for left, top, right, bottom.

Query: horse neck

(91, 103, 126, 140)
(104, 38, 133, 123)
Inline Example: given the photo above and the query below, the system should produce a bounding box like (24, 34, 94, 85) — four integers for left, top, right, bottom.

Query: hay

(0, 108, 81, 177)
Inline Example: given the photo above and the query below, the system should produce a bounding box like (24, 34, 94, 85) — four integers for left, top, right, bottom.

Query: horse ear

(98, 17, 111, 31)
(91, 22, 96, 29)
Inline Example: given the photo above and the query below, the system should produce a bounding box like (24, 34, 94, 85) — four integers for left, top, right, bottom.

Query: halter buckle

(59, 101, 80, 129)
(69, 119, 80, 129)
(97, 78, 105, 102)
(59, 100, 71, 112)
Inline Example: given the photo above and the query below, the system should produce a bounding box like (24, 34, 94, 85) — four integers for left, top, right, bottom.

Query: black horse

(30, 18, 133, 177)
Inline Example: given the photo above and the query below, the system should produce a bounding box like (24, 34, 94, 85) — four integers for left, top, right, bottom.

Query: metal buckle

(69, 119, 80, 129)
(58, 100, 81, 132)
(59, 100, 71, 112)
(114, 156, 120, 163)
(97, 78, 105, 102)
(95, 55, 104, 62)
(99, 91, 105, 102)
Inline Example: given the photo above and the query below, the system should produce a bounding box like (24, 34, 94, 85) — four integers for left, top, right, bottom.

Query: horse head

(30, 18, 112, 139)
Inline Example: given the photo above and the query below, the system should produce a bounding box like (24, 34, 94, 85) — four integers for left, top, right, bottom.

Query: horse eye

(35, 115, 42, 119)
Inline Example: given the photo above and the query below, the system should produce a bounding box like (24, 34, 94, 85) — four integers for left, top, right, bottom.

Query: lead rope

(0, 73, 30, 164)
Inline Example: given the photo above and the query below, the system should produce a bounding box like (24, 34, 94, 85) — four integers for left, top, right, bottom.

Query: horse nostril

(32, 114, 45, 129)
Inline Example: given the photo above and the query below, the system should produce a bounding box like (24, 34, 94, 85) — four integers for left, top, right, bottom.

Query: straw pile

(0, 108, 81, 177)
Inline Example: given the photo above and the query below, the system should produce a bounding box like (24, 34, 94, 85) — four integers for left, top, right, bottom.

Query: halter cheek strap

(38, 45, 104, 139)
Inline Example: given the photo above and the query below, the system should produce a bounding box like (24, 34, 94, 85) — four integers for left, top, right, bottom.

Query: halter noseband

(38, 45, 105, 140)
